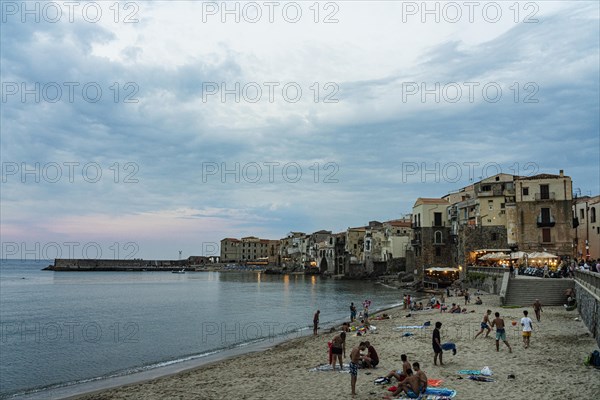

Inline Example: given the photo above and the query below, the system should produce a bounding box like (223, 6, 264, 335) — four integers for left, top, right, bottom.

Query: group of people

(317, 293, 547, 396)
(473, 299, 542, 351)
(381, 354, 428, 398)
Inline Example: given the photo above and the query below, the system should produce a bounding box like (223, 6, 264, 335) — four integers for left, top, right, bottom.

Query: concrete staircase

(504, 277, 574, 306)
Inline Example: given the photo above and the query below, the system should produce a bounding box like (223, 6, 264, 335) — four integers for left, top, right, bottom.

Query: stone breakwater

(46, 258, 191, 271)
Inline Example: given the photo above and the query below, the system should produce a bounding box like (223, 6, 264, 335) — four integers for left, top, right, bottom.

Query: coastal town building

(573, 195, 600, 260)
(220, 237, 279, 264)
(316, 232, 347, 275)
(411, 198, 453, 281)
(278, 232, 308, 269)
(220, 170, 586, 279)
(510, 171, 573, 256)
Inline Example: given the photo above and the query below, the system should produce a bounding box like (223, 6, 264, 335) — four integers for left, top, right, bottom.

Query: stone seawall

(46, 258, 190, 271)
(575, 270, 600, 347)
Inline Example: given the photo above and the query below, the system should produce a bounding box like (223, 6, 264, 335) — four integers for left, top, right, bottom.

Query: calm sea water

(0, 260, 407, 398)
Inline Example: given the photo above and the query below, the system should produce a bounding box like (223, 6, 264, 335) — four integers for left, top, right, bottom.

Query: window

(523, 187, 529, 196)
(482, 185, 491, 191)
(542, 228, 551, 243)
(488, 200, 493, 210)
(434, 231, 443, 244)
(539, 184, 550, 200)
(580, 209, 585, 219)
(591, 207, 597, 223)
(434, 212, 442, 226)
(541, 208, 551, 223)
(501, 203, 505, 209)
(491, 232, 498, 241)
(435, 247, 441, 257)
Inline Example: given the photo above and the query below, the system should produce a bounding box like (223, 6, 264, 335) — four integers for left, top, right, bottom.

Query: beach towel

(469, 375, 494, 382)
(309, 363, 350, 373)
(387, 379, 443, 391)
(457, 369, 481, 375)
(392, 387, 456, 399)
(393, 325, 426, 331)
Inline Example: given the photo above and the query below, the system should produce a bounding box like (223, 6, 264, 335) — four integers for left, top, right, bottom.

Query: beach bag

(481, 366, 493, 376)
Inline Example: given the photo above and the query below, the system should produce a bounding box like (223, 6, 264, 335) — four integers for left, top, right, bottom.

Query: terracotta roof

(385, 220, 412, 227)
(413, 198, 449, 207)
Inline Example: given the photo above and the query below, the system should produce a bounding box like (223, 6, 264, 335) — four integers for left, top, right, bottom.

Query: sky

(1, 0, 599, 260)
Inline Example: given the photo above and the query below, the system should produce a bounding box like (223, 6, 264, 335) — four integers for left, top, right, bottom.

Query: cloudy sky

(1, 1, 599, 260)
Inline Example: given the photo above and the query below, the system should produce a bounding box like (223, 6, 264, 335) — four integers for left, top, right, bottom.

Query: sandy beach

(75, 293, 600, 399)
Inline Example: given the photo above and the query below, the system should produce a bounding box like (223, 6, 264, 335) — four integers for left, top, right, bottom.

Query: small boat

(172, 268, 185, 274)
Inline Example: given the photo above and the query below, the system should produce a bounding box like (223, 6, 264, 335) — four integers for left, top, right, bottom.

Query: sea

(0, 259, 412, 399)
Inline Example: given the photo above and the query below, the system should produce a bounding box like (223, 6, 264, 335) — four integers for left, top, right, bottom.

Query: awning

(479, 252, 509, 260)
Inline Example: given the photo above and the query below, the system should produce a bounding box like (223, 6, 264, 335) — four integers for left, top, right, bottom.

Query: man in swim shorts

(349, 341, 367, 396)
(491, 312, 512, 353)
(383, 354, 410, 382)
(474, 310, 492, 339)
(389, 369, 421, 398)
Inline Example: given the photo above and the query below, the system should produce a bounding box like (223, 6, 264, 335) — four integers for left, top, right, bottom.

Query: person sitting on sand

(388, 369, 421, 399)
(412, 362, 428, 393)
(417, 302, 424, 311)
(382, 354, 411, 383)
(330, 332, 346, 371)
(475, 296, 483, 305)
(341, 322, 350, 332)
(360, 340, 379, 368)
(450, 303, 461, 313)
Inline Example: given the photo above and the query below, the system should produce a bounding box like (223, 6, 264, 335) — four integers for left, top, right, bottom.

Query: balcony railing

(535, 192, 556, 201)
(411, 239, 420, 246)
(537, 215, 556, 227)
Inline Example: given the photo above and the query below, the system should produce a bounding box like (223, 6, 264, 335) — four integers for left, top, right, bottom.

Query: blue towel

(425, 388, 456, 396)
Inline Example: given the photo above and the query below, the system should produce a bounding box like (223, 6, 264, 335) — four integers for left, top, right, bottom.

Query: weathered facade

(574, 195, 600, 260)
(511, 171, 573, 256)
(220, 237, 279, 263)
(411, 198, 453, 282)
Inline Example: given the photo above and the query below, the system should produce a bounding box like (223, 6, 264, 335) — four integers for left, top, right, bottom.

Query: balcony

(411, 239, 421, 246)
(537, 215, 556, 227)
(535, 192, 556, 201)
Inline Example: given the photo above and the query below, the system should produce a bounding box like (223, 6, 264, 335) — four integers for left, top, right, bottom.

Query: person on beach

(360, 340, 379, 368)
(521, 310, 533, 348)
(433, 322, 443, 366)
(330, 332, 346, 371)
(413, 362, 428, 394)
(491, 312, 512, 353)
(383, 354, 411, 382)
(464, 289, 470, 305)
(474, 310, 492, 339)
(349, 341, 367, 396)
(313, 310, 320, 335)
(350, 302, 357, 322)
(533, 299, 543, 322)
(388, 369, 421, 399)
(403, 294, 407, 309)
